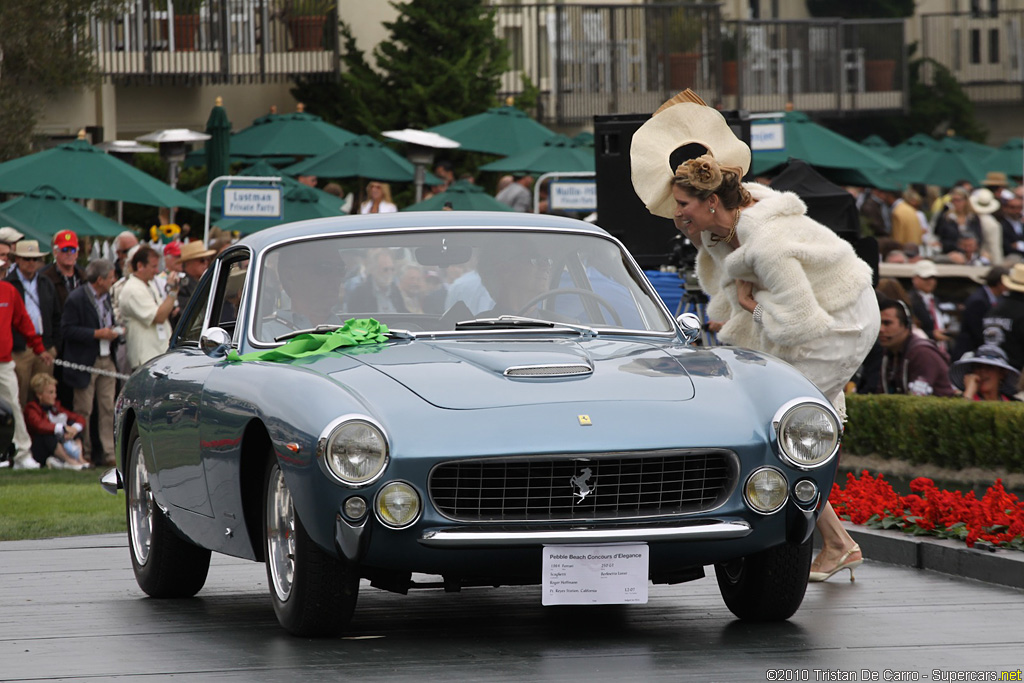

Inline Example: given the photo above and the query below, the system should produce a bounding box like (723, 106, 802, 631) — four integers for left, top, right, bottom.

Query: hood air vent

(504, 363, 593, 378)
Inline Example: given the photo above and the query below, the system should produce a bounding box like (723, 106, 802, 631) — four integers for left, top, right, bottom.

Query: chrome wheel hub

(128, 441, 153, 566)
(267, 465, 296, 602)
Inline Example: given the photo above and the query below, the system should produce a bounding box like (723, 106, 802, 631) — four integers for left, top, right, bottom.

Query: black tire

(264, 458, 359, 637)
(714, 538, 812, 621)
(126, 422, 211, 598)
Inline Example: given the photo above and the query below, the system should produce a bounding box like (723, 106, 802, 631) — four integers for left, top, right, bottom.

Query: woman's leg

(812, 502, 861, 571)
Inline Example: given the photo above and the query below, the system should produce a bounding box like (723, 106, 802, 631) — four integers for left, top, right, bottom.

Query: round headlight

(744, 467, 788, 514)
(375, 481, 421, 528)
(776, 402, 840, 469)
(322, 420, 388, 486)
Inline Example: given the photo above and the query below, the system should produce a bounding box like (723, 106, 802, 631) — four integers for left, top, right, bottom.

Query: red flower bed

(830, 471, 1024, 551)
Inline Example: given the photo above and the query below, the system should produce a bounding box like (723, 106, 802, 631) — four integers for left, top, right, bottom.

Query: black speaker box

(594, 112, 751, 270)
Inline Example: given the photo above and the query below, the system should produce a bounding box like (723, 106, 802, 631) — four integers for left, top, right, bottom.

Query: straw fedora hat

(179, 240, 216, 263)
(982, 171, 1009, 188)
(631, 90, 751, 219)
(949, 344, 1021, 396)
(1003, 262, 1024, 293)
(11, 240, 46, 259)
(969, 188, 1000, 215)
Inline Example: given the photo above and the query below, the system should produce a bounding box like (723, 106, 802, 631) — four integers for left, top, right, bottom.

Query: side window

(209, 256, 250, 342)
(176, 274, 214, 345)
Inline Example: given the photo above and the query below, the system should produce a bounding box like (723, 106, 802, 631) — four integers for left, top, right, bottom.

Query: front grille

(429, 450, 737, 522)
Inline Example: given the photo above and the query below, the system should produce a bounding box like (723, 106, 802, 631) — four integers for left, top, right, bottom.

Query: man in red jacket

(0, 273, 55, 469)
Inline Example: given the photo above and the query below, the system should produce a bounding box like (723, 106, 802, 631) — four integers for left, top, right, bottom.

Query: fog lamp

(793, 479, 819, 504)
(375, 482, 421, 528)
(343, 496, 367, 520)
(744, 467, 788, 514)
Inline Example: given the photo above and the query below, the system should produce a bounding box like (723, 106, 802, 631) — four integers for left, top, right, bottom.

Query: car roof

(233, 211, 612, 253)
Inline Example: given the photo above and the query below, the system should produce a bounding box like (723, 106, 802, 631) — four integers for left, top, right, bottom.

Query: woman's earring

(710, 207, 716, 214)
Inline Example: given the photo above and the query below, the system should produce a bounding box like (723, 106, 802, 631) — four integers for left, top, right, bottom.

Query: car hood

(333, 338, 696, 409)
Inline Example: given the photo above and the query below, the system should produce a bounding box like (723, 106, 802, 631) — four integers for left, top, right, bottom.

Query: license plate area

(542, 543, 649, 605)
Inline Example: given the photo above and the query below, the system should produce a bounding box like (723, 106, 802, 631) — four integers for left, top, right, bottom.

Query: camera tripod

(675, 285, 716, 347)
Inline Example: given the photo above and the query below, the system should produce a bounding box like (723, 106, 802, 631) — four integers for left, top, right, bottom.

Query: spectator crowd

(0, 225, 215, 470)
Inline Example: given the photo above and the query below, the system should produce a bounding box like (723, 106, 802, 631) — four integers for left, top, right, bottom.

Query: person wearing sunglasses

(41, 229, 85, 308)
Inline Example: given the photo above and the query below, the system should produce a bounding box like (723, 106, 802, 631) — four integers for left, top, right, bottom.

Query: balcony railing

(920, 10, 1024, 104)
(493, 3, 907, 126)
(90, 0, 338, 84)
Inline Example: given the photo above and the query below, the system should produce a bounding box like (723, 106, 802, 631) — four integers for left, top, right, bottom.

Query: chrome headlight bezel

(773, 398, 841, 470)
(317, 415, 389, 487)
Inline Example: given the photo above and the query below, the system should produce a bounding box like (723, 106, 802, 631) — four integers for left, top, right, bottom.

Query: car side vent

(504, 364, 593, 378)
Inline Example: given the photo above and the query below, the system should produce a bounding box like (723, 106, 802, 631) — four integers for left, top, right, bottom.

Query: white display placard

(750, 122, 786, 151)
(222, 186, 282, 218)
(542, 544, 649, 606)
(549, 180, 598, 211)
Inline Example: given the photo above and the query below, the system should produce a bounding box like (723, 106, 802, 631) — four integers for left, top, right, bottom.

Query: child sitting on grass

(23, 373, 88, 470)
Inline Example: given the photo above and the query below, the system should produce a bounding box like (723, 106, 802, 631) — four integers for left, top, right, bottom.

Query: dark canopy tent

(768, 159, 878, 285)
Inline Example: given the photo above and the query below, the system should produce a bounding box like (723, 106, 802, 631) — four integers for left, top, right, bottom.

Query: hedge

(843, 394, 1024, 473)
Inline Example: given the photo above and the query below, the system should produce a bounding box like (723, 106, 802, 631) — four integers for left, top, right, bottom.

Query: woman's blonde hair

(366, 181, 393, 204)
(672, 154, 750, 209)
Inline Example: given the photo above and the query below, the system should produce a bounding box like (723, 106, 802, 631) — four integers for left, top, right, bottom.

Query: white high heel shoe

(809, 544, 863, 582)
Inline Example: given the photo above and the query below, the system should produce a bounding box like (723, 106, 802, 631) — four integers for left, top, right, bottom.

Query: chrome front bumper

(418, 519, 751, 548)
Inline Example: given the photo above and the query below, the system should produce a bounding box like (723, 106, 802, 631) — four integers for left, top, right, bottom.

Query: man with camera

(119, 245, 179, 371)
(61, 259, 121, 467)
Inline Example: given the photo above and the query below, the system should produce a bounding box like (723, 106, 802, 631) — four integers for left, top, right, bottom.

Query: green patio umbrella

(889, 133, 939, 161)
(943, 134, 996, 159)
(0, 137, 204, 210)
(982, 137, 1023, 179)
(214, 183, 347, 234)
(749, 112, 901, 180)
(282, 135, 442, 184)
(479, 134, 595, 174)
(204, 97, 232, 180)
(0, 185, 125, 242)
(190, 160, 348, 219)
(229, 107, 357, 159)
(893, 142, 988, 189)
(427, 106, 556, 156)
(572, 131, 595, 148)
(402, 180, 515, 212)
(860, 134, 890, 149)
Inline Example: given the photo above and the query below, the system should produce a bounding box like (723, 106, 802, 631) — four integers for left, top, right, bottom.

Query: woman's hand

(705, 320, 724, 334)
(735, 279, 757, 313)
(962, 372, 979, 399)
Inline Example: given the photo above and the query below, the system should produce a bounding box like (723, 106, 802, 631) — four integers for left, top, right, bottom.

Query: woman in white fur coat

(673, 155, 880, 583)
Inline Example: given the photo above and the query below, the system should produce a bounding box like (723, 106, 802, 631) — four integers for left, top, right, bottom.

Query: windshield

(251, 229, 673, 343)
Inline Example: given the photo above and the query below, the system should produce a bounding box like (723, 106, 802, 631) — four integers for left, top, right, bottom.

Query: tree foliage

(805, 0, 914, 18)
(0, 0, 123, 161)
(292, 0, 510, 136)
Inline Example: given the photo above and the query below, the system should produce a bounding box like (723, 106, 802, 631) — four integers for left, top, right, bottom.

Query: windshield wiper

(275, 324, 343, 342)
(275, 325, 417, 343)
(455, 315, 597, 338)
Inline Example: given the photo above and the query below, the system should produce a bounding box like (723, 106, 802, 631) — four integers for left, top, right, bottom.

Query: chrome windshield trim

(418, 520, 751, 547)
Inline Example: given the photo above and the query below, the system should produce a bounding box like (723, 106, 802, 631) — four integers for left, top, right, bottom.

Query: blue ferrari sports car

(106, 211, 842, 636)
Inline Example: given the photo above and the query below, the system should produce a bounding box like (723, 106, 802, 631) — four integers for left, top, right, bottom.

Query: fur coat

(696, 182, 874, 362)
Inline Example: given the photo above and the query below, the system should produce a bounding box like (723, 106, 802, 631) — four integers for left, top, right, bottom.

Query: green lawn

(0, 469, 125, 541)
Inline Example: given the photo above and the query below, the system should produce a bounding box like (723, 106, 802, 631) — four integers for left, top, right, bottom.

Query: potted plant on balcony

(163, 0, 205, 51)
(663, 8, 704, 89)
(280, 0, 335, 51)
(720, 26, 740, 95)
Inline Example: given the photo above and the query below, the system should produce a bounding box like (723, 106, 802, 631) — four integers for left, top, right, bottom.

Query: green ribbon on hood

(227, 318, 390, 363)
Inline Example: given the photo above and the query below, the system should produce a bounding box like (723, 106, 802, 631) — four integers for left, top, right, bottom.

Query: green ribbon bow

(227, 318, 390, 363)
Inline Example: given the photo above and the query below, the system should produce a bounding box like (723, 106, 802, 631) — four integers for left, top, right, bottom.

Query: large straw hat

(630, 90, 751, 219)
(982, 171, 1009, 188)
(949, 344, 1021, 396)
(179, 240, 216, 263)
(969, 188, 1000, 215)
(1002, 262, 1024, 293)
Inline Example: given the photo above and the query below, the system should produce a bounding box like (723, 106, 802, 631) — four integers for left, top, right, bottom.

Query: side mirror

(200, 327, 232, 358)
(676, 312, 703, 345)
